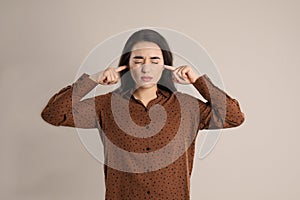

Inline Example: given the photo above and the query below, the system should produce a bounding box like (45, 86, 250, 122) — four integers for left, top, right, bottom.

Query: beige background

(1, 0, 299, 199)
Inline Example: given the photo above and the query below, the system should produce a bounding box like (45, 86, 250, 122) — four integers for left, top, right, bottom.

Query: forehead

(131, 41, 162, 56)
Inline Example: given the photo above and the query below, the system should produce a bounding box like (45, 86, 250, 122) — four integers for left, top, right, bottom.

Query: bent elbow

(235, 112, 245, 126)
(240, 112, 245, 125)
(223, 112, 245, 128)
(229, 112, 245, 127)
(40, 108, 61, 126)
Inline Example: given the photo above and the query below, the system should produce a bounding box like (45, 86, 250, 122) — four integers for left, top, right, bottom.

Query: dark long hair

(113, 29, 177, 95)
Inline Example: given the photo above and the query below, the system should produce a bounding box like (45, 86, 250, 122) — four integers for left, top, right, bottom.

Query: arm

(192, 74, 245, 130)
(41, 73, 102, 129)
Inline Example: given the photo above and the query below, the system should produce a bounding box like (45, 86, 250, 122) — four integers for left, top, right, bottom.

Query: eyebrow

(133, 56, 161, 60)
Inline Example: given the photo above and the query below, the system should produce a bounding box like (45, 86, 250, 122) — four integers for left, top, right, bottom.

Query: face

(129, 41, 164, 89)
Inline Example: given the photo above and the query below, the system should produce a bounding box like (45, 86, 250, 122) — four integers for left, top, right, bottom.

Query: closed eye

(134, 62, 159, 64)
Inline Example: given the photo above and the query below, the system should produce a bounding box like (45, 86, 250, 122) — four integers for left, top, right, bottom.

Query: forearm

(41, 73, 99, 127)
(193, 74, 245, 128)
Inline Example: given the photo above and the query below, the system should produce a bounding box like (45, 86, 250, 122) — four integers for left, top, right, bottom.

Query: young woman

(41, 29, 245, 200)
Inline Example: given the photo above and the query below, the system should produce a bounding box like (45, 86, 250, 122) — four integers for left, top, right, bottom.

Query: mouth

(141, 76, 153, 82)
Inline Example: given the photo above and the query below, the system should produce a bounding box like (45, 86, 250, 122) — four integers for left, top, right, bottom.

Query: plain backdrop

(1, 0, 299, 200)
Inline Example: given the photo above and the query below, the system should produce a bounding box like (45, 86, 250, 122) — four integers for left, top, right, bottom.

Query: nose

(141, 59, 152, 73)
(141, 64, 151, 73)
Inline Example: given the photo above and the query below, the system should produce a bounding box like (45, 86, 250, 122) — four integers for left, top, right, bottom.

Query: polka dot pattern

(41, 73, 245, 199)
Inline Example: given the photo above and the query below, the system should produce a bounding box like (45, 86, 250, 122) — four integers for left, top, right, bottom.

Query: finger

(163, 65, 176, 71)
(111, 72, 119, 84)
(176, 69, 185, 81)
(99, 72, 108, 84)
(108, 73, 114, 84)
(178, 66, 188, 80)
(172, 72, 181, 82)
(115, 65, 128, 72)
(113, 73, 118, 80)
(181, 68, 188, 79)
(178, 67, 184, 78)
(112, 73, 119, 84)
(100, 77, 108, 85)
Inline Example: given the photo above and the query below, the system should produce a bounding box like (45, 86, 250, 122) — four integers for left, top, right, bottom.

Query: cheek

(155, 67, 164, 76)
(153, 69, 164, 81)
(129, 69, 140, 80)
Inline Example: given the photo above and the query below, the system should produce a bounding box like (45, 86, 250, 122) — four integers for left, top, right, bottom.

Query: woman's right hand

(90, 65, 128, 85)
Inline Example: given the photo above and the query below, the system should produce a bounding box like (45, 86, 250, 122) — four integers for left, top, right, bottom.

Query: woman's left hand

(163, 65, 200, 84)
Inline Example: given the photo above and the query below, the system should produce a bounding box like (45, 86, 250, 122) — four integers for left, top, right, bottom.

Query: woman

(41, 29, 245, 200)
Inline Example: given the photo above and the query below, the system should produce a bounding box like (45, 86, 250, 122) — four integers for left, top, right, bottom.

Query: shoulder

(93, 92, 113, 111)
(173, 91, 196, 100)
(172, 91, 204, 110)
(94, 91, 112, 101)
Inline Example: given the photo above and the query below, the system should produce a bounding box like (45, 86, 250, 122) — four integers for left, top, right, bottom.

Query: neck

(133, 84, 158, 101)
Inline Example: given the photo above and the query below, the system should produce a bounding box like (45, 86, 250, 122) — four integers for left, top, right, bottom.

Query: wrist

(191, 75, 201, 84)
(89, 72, 100, 83)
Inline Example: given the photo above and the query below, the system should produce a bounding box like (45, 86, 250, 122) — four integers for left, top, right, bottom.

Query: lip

(141, 76, 153, 81)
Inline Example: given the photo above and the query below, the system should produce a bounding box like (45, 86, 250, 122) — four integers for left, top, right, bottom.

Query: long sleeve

(192, 74, 245, 130)
(41, 73, 101, 129)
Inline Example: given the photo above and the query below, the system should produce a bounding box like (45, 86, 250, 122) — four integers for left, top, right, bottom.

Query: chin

(137, 82, 156, 89)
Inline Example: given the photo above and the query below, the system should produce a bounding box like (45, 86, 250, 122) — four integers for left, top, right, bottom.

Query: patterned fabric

(41, 73, 245, 200)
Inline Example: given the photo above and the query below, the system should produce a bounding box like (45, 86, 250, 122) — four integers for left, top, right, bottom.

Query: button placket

(145, 125, 151, 152)
(132, 93, 161, 112)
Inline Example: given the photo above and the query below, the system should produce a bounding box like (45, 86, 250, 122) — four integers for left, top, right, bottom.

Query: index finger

(115, 65, 128, 72)
(163, 65, 176, 71)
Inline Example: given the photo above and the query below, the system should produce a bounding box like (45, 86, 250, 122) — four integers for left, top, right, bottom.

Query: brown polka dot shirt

(41, 73, 245, 200)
